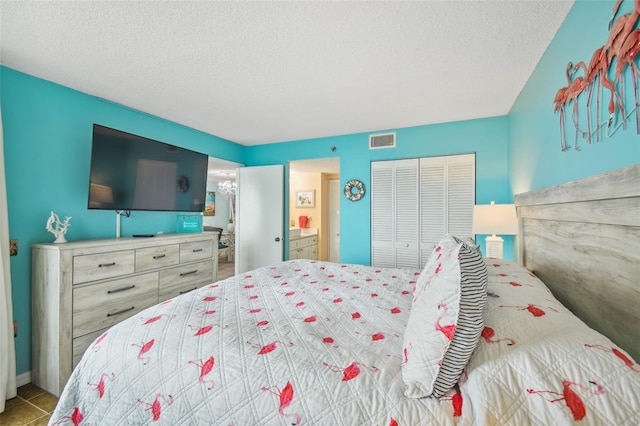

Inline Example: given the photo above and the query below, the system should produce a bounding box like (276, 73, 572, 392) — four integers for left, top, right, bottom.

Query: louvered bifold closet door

(419, 154, 475, 268)
(371, 155, 474, 269)
(393, 159, 419, 269)
(371, 163, 395, 267)
(419, 158, 446, 267)
(446, 154, 475, 241)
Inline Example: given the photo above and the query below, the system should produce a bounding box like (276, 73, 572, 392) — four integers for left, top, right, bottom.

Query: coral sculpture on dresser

(46, 211, 72, 243)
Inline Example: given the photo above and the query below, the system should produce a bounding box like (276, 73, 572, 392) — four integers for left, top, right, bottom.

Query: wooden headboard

(515, 164, 640, 362)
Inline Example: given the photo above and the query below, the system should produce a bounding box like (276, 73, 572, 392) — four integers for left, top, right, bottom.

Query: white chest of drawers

(31, 233, 218, 396)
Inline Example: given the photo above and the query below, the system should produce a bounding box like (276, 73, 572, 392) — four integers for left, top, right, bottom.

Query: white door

(235, 165, 284, 274)
(419, 154, 475, 265)
(371, 155, 474, 269)
(393, 159, 420, 269)
(328, 179, 340, 262)
(419, 158, 446, 265)
(371, 162, 395, 267)
(371, 159, 419, 268)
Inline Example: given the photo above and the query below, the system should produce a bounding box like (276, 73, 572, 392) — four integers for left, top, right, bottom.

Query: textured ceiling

(0, 1, 573, 146)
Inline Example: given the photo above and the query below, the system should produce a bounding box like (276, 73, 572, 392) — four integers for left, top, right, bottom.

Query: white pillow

(402, 234, 488, 398)
(412, 234, 461, 299)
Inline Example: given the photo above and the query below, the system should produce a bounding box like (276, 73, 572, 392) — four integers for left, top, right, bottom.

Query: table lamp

(472, 201, 518, 258)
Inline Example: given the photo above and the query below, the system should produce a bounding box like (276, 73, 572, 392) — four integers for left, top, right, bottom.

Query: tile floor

(218, 257, 235, 280)
(0, 383, 57, 425)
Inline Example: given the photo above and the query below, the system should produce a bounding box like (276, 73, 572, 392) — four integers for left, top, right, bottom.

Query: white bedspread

(50, 259, 640, 425)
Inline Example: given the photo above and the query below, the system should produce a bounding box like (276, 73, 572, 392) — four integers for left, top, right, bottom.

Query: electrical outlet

(13, 320, 17, 338)
(9, 239, 18, 256)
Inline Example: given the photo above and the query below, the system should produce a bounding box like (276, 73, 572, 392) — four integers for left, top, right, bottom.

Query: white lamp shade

(472, 203, 518, 235)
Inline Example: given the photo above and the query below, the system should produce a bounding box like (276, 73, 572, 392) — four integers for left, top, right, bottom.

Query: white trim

(16, 371, 31, 387)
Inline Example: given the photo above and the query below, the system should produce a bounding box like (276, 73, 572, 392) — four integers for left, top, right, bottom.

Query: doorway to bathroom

(288, 158, 340, 262)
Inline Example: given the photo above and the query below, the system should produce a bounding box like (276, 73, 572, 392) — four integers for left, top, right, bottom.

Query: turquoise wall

(1, 67, 244, 375)
(244, 116, 512, 265)
(509, 0, 639, 194)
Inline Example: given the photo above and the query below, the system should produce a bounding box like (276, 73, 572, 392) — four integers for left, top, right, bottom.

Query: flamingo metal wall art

(554, 0, 640, 151)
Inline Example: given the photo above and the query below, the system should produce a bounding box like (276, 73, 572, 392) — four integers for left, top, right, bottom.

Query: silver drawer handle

(153, 254, 166, 260)
(99, 262, 116, 268)
(180, 270, 198, 277)
(192, 248, 203, 253)
(179, 286, 198, 294)
(107, 284, 135, 294)
(107, 306, 134, 317)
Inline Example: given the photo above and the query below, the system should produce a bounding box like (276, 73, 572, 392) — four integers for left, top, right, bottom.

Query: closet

(371, 153, 475, 269)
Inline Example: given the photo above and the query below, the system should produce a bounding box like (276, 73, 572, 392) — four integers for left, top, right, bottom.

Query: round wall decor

(344, 179, 366, 201)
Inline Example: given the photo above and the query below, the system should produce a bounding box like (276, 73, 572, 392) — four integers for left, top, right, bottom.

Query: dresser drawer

(73, 250, 135, 284)
(73, 272, 158, 337)
(136, 244, 179, 272)
(158, 260, 213, 302)
(180, 240, 214, 263)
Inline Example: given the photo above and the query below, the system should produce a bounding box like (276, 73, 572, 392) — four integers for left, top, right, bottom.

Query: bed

(49, 165, 640, 425)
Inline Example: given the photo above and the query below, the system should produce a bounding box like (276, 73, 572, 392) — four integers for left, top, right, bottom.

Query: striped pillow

(402, 234, 488, 398)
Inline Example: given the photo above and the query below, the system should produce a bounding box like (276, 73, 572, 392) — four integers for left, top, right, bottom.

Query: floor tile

(0, 400, 45, 425)
(29, 393, 58, 413)
(2, 397, 23, 412)
(25, 415, 50, 426)
(16, 384, 43, 401)
(218, 260, 235, 280)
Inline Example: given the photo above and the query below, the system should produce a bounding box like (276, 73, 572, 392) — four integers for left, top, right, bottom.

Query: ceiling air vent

(369, 132, 396, 150)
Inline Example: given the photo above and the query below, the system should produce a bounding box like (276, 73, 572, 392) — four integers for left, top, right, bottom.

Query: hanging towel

(299, 215, 309, 228)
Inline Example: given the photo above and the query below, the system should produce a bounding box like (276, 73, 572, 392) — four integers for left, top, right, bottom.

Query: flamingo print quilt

(50, 259, 640, 425)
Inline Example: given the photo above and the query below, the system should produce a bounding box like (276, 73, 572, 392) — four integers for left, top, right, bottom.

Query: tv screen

(88, 124, 208, 212)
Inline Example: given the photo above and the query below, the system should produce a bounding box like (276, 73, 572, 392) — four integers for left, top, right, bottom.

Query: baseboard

(16, 371, 31, 387)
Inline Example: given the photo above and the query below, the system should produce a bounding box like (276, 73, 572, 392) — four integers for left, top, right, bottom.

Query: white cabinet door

(235, 165, 284, 274)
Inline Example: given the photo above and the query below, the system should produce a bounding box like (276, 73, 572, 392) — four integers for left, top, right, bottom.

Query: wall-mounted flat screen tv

(88, 124, 208, 212)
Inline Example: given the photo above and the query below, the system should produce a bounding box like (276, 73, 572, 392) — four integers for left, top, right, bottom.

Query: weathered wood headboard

(515, 164, 640, 362)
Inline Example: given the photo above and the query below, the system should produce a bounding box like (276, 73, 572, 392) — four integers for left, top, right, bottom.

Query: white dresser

(31, 232, 218, 396)
(289, 235, 318, 260)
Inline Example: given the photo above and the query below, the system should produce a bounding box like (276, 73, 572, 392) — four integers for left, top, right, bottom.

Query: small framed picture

(204, 191, 215, 216)
(296, 190, 315, 208)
